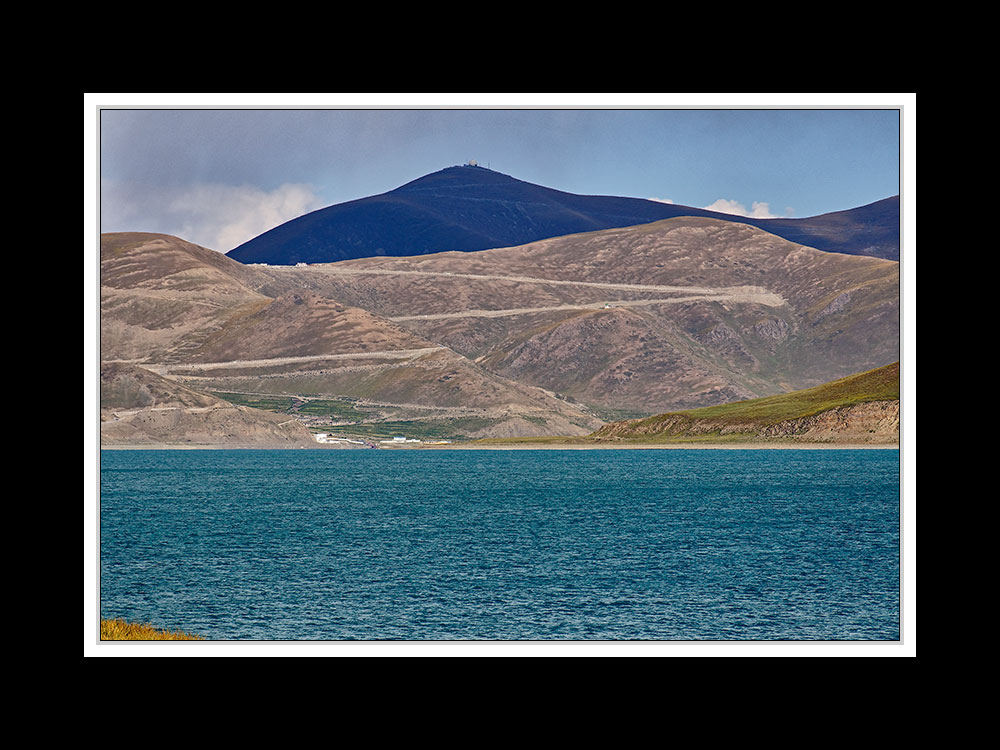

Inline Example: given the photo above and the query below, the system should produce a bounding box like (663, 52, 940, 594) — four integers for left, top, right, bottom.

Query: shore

(101, 441, 900, 451)
(427, 442, 897, 450)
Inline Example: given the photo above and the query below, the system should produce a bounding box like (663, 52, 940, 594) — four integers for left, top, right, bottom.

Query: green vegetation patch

(295, 399, 369, 420)
(211, 393, 372, 420)
(601, 432, 786, 445)
(211, 392, 300, 412)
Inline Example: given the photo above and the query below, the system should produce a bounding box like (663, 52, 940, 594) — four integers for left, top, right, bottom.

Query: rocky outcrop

(779, 400, 898, 442)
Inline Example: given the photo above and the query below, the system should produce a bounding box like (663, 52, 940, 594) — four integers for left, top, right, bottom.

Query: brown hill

(99, 219, 899, 442)
(99, 234, 601, 442)
(100, 362, 316, 446)
(100, 232, 273, 363)
(177, 291, 434, 363)
(261, 216, 899, 414)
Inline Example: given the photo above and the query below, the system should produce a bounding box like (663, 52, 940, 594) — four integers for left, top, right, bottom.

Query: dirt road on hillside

(319, 267, 783, 299)
(132, 347, 446, 374)
(319, 267, 785, 320)
(390, 293, 783, 322)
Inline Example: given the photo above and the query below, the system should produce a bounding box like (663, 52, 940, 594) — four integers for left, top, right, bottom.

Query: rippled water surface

(100, 449, 900, 640)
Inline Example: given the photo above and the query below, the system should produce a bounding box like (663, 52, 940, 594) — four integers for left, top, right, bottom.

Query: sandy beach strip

(100, 441, 899, 451)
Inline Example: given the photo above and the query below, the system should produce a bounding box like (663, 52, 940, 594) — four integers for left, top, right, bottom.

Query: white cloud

(101, 180, 326, 252)
(648, 197, 674, 204)
(703, 198, 780, 219)
(167, 183, 325, 252)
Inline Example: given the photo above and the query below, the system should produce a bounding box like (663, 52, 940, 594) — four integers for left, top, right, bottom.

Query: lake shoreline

(101, 441, 900, 451)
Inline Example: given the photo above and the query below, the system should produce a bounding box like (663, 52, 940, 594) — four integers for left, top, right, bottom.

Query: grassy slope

(594, 361, 899, 439)
(656, 361, 898, 424)
(473, 362, 899, 445)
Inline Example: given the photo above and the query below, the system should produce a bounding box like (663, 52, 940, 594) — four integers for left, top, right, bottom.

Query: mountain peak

(225, 169, 899, 265)
(393, 164, 521, 192)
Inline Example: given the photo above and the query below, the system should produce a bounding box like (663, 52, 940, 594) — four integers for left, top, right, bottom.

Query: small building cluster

(312, 433, 452, 447)
(313, 433, 369, 446)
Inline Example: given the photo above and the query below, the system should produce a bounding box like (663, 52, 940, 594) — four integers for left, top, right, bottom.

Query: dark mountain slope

(226, 165, 899, 265)
(743, 196, 899, 261)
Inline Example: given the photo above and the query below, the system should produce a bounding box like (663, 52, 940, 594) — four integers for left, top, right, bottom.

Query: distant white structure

(313, 433, 367, 445)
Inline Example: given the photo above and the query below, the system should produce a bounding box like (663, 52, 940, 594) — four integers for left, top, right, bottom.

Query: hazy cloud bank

(101, 181, 325, 252)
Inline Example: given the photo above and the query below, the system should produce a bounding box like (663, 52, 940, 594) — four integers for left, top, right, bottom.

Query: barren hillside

(255, 217, 899, 413)
(100, 362, 316, 446)
(99, 233, 602, 441)
(99, 217, 899, 443)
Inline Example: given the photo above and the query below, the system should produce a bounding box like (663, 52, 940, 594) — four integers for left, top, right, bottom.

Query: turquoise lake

(99, 448, 900, 641)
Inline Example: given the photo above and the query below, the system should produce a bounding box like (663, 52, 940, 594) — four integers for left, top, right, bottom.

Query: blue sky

(96, 95, 903, 253)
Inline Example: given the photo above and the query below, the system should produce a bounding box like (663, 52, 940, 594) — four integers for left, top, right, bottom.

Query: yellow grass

(100, 618, 203, 641)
